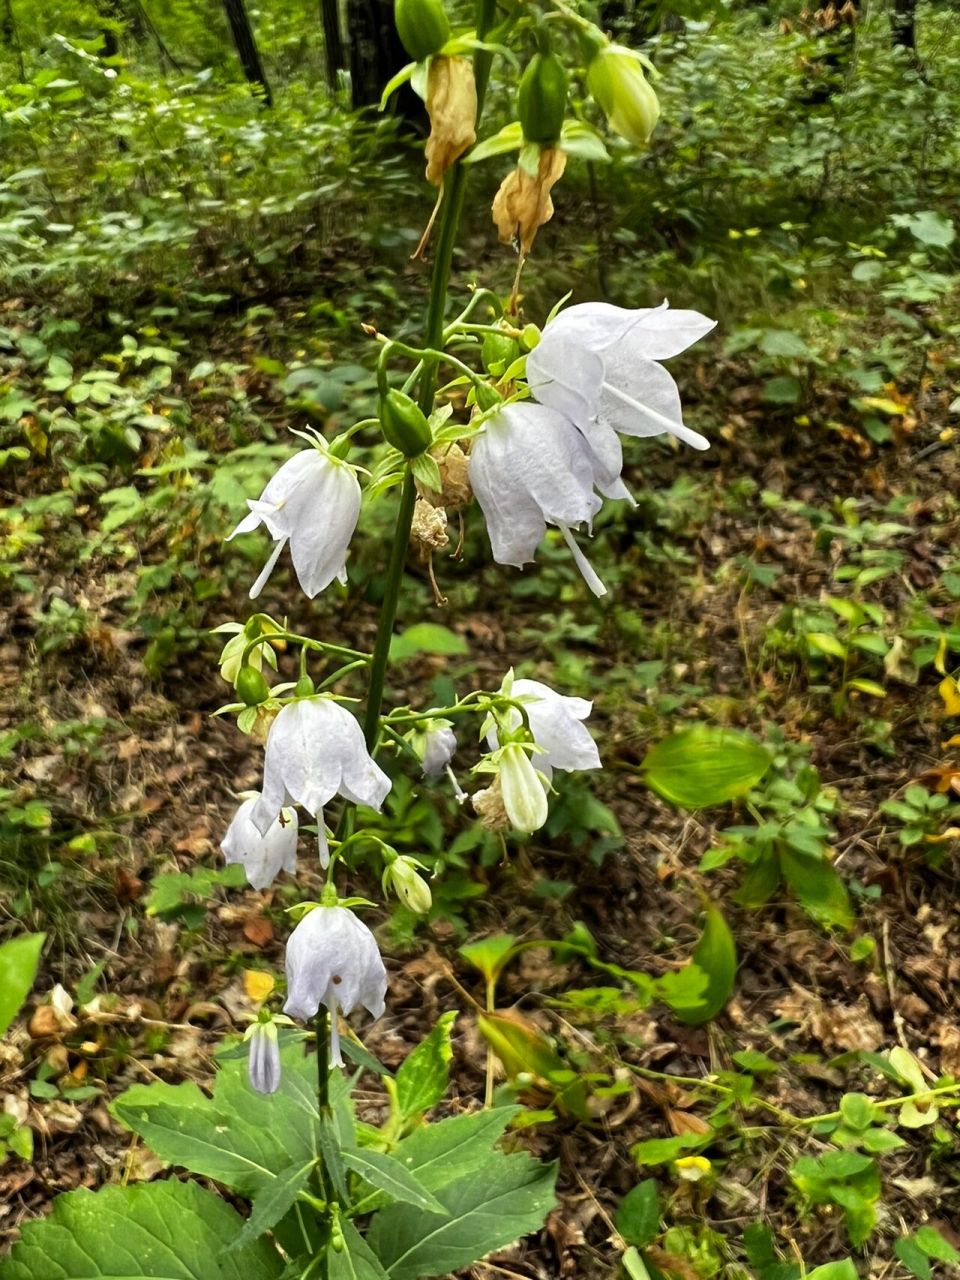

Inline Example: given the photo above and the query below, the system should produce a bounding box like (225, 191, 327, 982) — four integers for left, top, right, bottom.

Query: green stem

(313, 1007, 331, 1279)
(359, 0, 499, 751)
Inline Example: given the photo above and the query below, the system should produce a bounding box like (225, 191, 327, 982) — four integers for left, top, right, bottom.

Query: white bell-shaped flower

(488, 676, 601, 781)
(228, 446, 361, 600)
(252, 698, 391, 866)
(221, 795, 299, 890)
(469, 402, 608, 597)
(283, 906, 387, 1067)
(407, 717, 457, 778)
(526, 300, 716, 454)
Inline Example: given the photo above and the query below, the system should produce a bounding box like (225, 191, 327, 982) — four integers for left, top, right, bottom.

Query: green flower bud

(587, 44, 660, 147)
(517, 51, 567, 146)
(473, 381, 503, 412)
(236, 665, 270, 706)
(380, 389, 433, 458)
(394, 0, 451, 62)
(293, 674, 316, 698)
(383, 855, 433, 914)
(481, 330, 520, 375)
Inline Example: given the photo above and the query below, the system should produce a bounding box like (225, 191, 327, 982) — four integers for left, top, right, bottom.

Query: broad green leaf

(640, 725, 770, 810)
(387, 1106, 521, 1193)
(0, 1179, 282, 1280)
(111, 1037, 325, 1197)
(366, 1145, 557, 1279)
(395, 1011, 456, 1120)
(329, 1222, 391, 1280)
(464, 121, 524, 163)
(779, 846, 854, 929)
(674, 901, 737, 1026)
(389, 623, 468, 662)
(0, 933, 45, 1038)
(615, 1180, 661, 1248)
(342, 1148, 447, 1215)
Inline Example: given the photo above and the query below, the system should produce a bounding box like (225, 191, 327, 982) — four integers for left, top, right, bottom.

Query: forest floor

(2, 260, 960, 1277)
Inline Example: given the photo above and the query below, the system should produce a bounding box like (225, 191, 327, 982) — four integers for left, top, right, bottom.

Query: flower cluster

(471, 301, 715, 595)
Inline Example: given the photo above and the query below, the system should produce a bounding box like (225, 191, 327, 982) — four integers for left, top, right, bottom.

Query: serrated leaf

(366, 1146, 557, 1280)
(329, 1221, 391, 1280)
(0, 933, 45, 1038)
(227, 1156, 317, 1252)
(395, 1011, 456, 1120)
(0, 1179, 282, 1279)
(343, 1148, 447, 1215)
(641, 725, 771, 810)
(111, 1038, 331, 1198)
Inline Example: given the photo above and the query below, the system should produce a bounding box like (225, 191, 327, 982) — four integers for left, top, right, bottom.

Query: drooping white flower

(227, 446, 361, 600)
(251, 698, 390, 866)
(488, 676, 601, 781)
(283, 906, 387, 1067)
(221, 795, 299, 890)
(407, 717, 457, 778)
(246, 1020, 281, 1094)
(526, 300, 716, 456)
(498, 744, 549, 834)
(468, 401, 608, 596)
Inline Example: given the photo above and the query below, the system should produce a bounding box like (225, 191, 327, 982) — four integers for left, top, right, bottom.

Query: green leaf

(395, 1011, 456, 1120)
(464, 121, 524, 163)
(615, 1180, 660, 1248)
(329, 1221, 391, 1280)
(915, 1226, 960, 1264)
(640, 725, 771, 810)
(0, 1179, 282, 1279)
(839, 1093, 877, 1132)
(631, 1133, 711, 1167)
(896, 1239, 933, 1280)
(806, 1264, 859, 1280)
(0, 933, 45, 1038)
(779, 846, 854, 929)
(366, 1145, 557, 1280)
(111, 1037, 326, 1198)
(227, 1157, 317, 1252)
(860, 1127, 905, 1153)
(458, 933, 517, 983)
(342, 1148, 448, 1215)
(622, 1247, 652, 1280)
(389, 623, 469, 662)
(674, 901, 737, 1025)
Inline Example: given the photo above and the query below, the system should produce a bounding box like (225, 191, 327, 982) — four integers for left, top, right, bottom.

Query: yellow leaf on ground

(243, 970, 275, 1004)
(938, 677, 960, 717)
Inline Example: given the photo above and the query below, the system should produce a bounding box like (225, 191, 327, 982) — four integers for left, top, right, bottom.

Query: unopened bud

(517, 51, 568, 146)
(481, 330, 520, 375)
(587, 43, 660, 147)
(383, 855, 433, 913)
(380, 389, 433, 457)
(236, 665, 270, 706)
(394, 0, 451, 62)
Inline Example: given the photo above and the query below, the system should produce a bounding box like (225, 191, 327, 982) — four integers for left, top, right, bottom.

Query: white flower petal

(499, 745, 549, 833)
(525, 338, 603, 423)
(222, 796, 299, 890)
(489, 677, 601, 776)
(599, 352, 709, 449)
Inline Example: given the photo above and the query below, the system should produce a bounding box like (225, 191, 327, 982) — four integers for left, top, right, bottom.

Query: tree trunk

(890, 0, 916, 50)
(320, 0, 344, 92)
(2, 0, 25, 81)
(346, 0, 409, 109)
(222, 0, 273, 106)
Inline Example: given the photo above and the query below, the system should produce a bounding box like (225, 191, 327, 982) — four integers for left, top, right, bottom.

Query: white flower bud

(587, 44, 660, 147)
(246, 1021, 281, 1095)
(383, 856, 433, 914)
(498, 744, 549, 834)
(406, 717, 457, 778)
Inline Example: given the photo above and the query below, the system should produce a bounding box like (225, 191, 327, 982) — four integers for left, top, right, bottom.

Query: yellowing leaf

(243, 970, 275, 1004)
(938, 676, 960, 717)
(934, 633, 948, 676)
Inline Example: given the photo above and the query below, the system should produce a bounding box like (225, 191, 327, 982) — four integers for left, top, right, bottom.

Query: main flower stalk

(361, 0, 499, 754)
